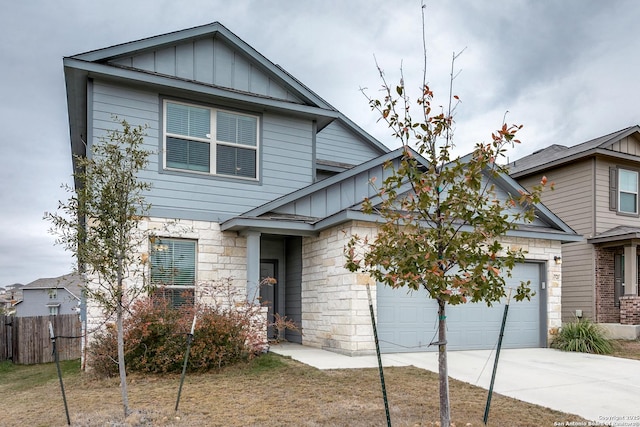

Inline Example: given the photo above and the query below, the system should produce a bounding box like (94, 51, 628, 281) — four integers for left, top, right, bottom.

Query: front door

(260, 260, 278, 339)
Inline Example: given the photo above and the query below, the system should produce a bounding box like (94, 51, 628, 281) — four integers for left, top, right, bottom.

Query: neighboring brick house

(509, 126, 640, 338)
(14, 273, 82, 317)
(63, 22, 579, 355)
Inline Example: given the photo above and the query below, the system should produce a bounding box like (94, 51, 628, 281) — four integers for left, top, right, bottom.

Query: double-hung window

(618, 168, 638, 215)
(164, 100, 259, 179)
(150, 238, 196, 307)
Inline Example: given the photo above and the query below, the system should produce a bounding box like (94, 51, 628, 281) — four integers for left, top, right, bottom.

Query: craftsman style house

(509, 126, 640, 338)
(64, 22, 579, 355)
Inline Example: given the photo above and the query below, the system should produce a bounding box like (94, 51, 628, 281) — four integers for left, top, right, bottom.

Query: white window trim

(163, 99, 260, 180)
(618, 168, 639, 215)
(47, 303, 60, 316)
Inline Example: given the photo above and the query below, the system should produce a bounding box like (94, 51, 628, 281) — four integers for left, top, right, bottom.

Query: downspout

(311, 120, 317, 182)
(591, 157, 597, 321)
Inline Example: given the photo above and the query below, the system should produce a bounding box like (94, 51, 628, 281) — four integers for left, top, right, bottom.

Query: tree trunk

(117, 299, 129, 417)
(117, 260, 129, 418)
(438, 299, 450, 427)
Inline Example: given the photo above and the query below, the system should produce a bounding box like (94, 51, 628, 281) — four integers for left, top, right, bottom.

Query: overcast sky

(2, 0, 640, 287)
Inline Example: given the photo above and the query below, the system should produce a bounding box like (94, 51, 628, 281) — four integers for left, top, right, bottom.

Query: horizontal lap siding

(594, 157, 640, 234)
(517, 159, 594, 236)
(516, 160, 594, 323)
(92, 81, 314, 221)
(560, 242, 595, 321)
(316, 121, 382, 165)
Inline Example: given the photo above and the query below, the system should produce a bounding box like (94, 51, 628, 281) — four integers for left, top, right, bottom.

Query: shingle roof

(508, 126, 640, 177)
(587, 225, 640, 244)
(23, 273, 83, 299)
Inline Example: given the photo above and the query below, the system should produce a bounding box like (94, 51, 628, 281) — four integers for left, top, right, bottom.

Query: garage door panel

(377, 263, 542, 353)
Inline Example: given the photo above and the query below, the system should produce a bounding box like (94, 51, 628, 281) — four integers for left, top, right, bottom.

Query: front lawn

(611, 339, 640, 360)
(0, 353, 588, 426)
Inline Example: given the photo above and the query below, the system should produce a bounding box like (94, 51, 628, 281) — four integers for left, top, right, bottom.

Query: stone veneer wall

(300, 220, 564, 356)
(300, 221, 378, 355)
(594, 247, 620, 323)
(85, 217, 248, 335)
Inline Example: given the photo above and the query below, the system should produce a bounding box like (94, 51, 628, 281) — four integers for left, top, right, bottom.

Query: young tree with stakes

(46, 119, 151, 418)
(344, 53, 549, 427)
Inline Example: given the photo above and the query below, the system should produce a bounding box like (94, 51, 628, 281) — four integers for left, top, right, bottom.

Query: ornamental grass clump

(551, 318, 613, 354)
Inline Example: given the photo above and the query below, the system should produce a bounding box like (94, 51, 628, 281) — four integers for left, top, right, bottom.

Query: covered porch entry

(245, 231, 305, 343)
(589, 227, 640, 336)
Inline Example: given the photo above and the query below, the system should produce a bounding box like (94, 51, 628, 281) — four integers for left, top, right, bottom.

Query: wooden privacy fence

(1, 314, 82, 364)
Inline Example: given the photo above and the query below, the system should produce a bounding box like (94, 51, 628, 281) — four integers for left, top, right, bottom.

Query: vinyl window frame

(618, 168, 639, 215)
(162, 99, 260, 180)
(149, 238, 197, 308)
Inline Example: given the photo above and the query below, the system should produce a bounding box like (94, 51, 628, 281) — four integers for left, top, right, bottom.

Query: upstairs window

(164, 101, 259, 179)
(150, 238, 196, 307)
(611, 167, 639, 215)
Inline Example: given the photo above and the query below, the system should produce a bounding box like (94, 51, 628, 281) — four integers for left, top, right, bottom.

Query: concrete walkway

(271, 343, 640, 425)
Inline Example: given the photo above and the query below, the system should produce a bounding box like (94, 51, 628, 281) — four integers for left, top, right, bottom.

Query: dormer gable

(69, 22, 327, 109)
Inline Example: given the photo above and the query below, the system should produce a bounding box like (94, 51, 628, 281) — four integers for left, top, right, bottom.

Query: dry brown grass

(2, 353, 588, 427)
(610, 339, 640, 360)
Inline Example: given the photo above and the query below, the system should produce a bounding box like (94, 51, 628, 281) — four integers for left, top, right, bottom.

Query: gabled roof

(222, 147, 580, 242)
(22, 273, 83, 299)
(64, 22, 388, 162)
(509, 126, 640, 178)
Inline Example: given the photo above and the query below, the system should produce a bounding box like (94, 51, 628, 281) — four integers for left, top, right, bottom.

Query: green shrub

(87, 292, 264, 377)
(551, 318, 613, 354)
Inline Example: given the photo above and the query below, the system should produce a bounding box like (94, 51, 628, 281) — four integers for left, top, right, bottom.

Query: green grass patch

(245, 351, 288, 374)
(0, 359, 81, 392)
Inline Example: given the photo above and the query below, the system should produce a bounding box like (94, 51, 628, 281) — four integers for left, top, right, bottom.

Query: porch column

(245, 230, 262, 304)
(624, 245, 638, 296)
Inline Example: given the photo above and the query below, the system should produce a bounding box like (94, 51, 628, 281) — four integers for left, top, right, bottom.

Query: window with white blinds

(619, 168, 639, 215)
(164, 100, 259, 179)
(150, 238, 196, 287)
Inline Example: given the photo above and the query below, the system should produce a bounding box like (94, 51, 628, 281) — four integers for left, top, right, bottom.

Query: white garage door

(376, 262, 544, 353)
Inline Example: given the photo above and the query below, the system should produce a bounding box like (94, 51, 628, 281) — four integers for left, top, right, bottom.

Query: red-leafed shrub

(87, 288, 265, 377)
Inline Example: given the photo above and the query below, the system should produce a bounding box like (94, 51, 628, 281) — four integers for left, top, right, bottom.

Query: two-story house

(63, 22, 579, 356)
(14, 273, 82, 317)
(509, 126, 640, 339)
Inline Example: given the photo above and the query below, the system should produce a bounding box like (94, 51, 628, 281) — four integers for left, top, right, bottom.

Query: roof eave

(220, 217, 319, 236)
(587, 232, 640, 245)
(512, 145, 640, 179)
(64, 58, 340, 120)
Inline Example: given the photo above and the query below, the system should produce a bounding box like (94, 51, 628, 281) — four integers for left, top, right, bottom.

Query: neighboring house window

(49, 289, 57, 299)
(150, 238, 196, 307)
(48, 304, 60, 316)
(619, 169, 638, 214)
(610, 167, 639, 215)
(164, 100, 259, 179)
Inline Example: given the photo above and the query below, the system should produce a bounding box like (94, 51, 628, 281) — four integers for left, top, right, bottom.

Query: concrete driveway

(271, 343, 640, 425)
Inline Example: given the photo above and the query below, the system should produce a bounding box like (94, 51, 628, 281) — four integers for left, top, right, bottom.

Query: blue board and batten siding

(91, 80, 320, 221)
(86, 30, 388, 223)
(108, 37, 303, 104)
